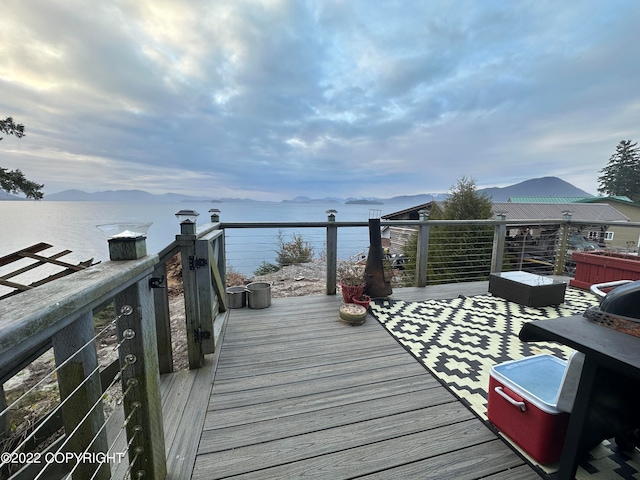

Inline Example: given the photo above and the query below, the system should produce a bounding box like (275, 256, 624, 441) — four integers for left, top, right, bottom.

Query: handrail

(0, 219, 229, 478)
(220, 218, 640, 228)
(0, 256, 157, 383)
(0, 212, 638, 478)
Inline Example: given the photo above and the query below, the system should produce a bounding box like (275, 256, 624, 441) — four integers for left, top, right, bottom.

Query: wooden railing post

(0, 384, 10, 439)
(114, 280, 167, 480)
(152, 261, 173, 374)
(415, 209, 430, 287)
(491, 213, 507, 274)
(326, 210, 338, 295)
(195, 231, 228, 355)
(554, 211, 572, 275)
(51, 312, 109, 480)
(107, 231, 167, 479)
(176, 214, 204, 369)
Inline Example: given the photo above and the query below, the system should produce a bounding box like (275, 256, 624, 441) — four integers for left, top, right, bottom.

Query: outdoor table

(489, 271, 567, 307)
(519, 315, 640, 479)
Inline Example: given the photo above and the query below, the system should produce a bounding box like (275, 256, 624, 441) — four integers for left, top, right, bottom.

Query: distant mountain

(282, 196, 341, 204)
(382, 193, 450, 204)
(14, 176, 593, 204)
(345, 199, 383, 205)
(43, 189, 218, 203)
(0, 191, 24, 200)
(477, 177, 593, 202)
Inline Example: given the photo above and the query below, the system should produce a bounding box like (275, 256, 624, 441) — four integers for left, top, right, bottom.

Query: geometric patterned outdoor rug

(370, 287, 640, 479)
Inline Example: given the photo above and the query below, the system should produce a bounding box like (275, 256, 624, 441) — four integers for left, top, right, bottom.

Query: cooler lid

(491, 354, 567, 413)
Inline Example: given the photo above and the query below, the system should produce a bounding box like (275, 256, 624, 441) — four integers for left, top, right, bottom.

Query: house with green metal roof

(508, 196, 640, 250)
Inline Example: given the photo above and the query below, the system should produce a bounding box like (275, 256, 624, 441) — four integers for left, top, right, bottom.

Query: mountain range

(1, 176, 593, 203)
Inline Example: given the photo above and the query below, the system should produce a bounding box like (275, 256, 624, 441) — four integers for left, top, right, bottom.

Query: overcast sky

(2, 0, 639, 201)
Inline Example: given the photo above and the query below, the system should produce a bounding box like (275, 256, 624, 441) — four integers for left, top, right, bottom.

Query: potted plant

(352, 293, 371, 310)
(337, 262, 366, 304)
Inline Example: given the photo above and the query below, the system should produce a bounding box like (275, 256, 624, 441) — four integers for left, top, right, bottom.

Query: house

(381, 201, 632, 257)
(381, 201, 441, 255)
(508, 196, 640, 251)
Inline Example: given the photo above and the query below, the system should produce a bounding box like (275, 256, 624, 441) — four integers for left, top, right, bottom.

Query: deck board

(189, 282, 540, 479)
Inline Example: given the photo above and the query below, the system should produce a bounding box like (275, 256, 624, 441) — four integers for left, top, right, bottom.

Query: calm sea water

(0, 200, 416, 282)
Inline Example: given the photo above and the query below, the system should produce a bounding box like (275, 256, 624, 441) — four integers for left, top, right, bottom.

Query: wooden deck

(180, 283, 541, 480)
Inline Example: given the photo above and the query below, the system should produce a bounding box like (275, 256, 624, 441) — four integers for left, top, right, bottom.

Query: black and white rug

(370, 288, 640, 479)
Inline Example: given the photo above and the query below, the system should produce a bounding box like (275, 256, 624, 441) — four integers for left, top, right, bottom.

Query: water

(0, 200, 417, 287)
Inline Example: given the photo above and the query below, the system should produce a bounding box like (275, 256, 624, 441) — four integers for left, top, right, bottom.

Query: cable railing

(1, 210, 639, 479)
(0, 306, 134, 479)
(219, 215, 640, 288)
(0, 217, 228, 479)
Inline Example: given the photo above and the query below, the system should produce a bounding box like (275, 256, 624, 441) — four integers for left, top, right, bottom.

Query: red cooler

(488, 354, 570, 464)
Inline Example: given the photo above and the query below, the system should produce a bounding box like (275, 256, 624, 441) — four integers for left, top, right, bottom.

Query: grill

(584, 280, 640, 337)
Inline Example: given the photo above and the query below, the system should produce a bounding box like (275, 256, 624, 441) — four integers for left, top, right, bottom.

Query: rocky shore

(251, 258, 328, 297)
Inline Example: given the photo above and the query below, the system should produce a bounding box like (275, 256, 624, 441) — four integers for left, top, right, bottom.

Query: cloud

(2, 0, 640, 200)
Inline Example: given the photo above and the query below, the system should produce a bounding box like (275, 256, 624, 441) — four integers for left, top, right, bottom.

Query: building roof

(383, 202, 630, 223)
(381, 201, 440, 220)
(508, 196, 591, 203)
(509, 195, 636, 205)
(575, 196, 639, 206)
(492, 202, 629, 222)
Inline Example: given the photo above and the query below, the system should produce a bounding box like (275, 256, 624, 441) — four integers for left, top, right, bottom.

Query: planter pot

(246, 282, 272, 309)
(352, 294, 371, 310)
(570, 252, 640, 290)
(226, 286, 247, 309)
(339, 283, 365, 304)
(339, 303, 367, 326)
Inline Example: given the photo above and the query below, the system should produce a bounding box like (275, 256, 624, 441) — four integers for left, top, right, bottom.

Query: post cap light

(209, 208, 221, 221)
(97, 223, 151, 260)
(96, 222, 152, 239)
(175, 209, 199, 224)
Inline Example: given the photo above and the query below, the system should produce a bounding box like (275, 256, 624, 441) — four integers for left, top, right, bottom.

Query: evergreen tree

(1, 117, 44, 199)
(0, 117, 25, 140)
(403, 177, 494, 285)
(441, 176, 493, 219)
(597, 140, 640, 202)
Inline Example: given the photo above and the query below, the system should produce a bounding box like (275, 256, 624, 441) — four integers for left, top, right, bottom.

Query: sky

(2, 0, 639, 201)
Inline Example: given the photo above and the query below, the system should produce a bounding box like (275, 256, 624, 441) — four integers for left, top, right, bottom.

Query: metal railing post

(415, 209, 430, 287)
(491, 213, 507, 273)
(326, 210, 338, 295)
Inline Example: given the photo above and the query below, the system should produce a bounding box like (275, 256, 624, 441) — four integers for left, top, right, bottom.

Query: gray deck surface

(184, 282, 542, 479)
